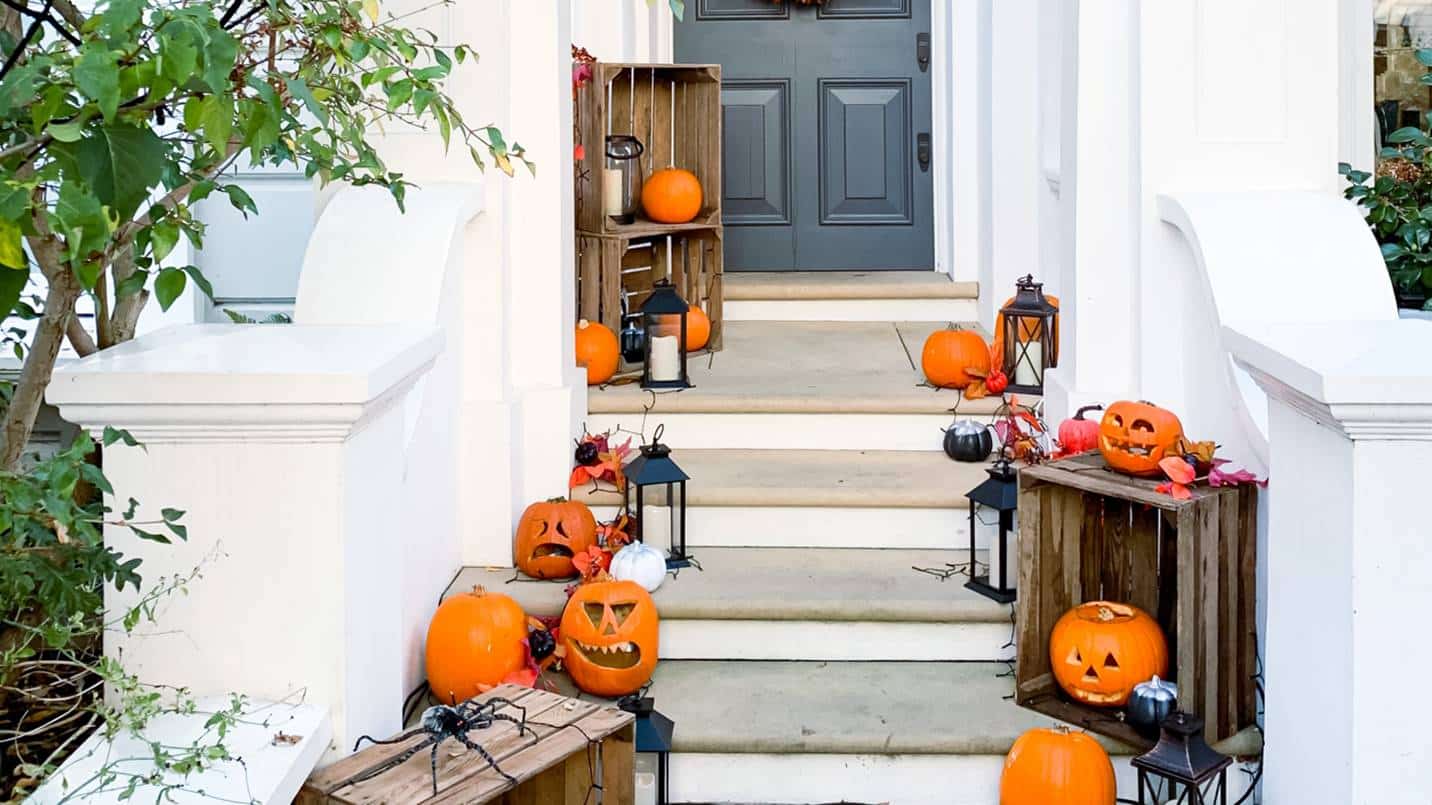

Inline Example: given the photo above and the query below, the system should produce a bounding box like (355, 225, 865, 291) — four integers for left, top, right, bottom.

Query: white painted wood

(660, 619, 1013, 662)
(723, 297, 978, 323)
(950, 0, 992, 290)
(1229, 320, 1432, 804)
(31, 698, 330, 804)
(669, 753, 1256, 805)
(48, 325, 440, 760)
(586, 412, 958, 451)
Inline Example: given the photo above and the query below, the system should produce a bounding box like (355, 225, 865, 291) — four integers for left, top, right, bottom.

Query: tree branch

(0, 0, 51, 81)
(2, 230, 78, 469)
(107, 142, 241, 264)
(65, 314, 96, 357)
(0, 0, 79, 46)
(0, 134, 48, 163)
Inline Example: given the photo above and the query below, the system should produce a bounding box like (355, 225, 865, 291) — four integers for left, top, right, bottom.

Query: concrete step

(587, 320, 1002, 450)
(724, 271, 979, 322)
(574, 449, 997, 550)
(454, 547, 1014, 661)
(551, 660, 1260, 804)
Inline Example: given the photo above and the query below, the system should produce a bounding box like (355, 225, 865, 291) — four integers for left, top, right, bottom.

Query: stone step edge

(576, 488, 976, 510)
(586, 395, 1001, 416)
(723, 278, 981, 302)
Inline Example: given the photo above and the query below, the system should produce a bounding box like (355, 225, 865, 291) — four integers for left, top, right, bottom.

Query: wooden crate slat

(451, 705, 634, 802)
(1016, 454, 1258, 747)
(601, 724, 636, 803)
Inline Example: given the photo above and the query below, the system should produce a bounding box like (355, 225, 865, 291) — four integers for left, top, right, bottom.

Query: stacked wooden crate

(575, 62, 724, 354)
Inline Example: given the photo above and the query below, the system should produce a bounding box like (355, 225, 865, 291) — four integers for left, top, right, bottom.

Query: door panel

(676, 0, 933, 271)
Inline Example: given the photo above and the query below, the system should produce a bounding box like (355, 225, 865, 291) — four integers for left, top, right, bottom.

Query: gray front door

(676, 0, 934, 271)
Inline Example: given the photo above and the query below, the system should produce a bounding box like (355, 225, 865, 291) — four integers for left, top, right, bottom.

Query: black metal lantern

(964, 458, 1018, 603)
(624, 425, 691, 569)
(639, 280, 691, 390)
(618, 695, 674, 805)
(999, 274, 1059, 395)
(1132, 711, 1232, 805)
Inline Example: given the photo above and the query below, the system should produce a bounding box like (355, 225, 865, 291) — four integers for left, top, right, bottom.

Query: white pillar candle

(1014, 340, 1043, 387)
(982, 512, 1019, 591)
(603, 168, 625, 216)
(650, 334, 680, 382)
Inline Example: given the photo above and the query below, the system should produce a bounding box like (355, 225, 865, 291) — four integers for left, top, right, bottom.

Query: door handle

(916, 32, 930, 72)
(917, 133, 930, 172)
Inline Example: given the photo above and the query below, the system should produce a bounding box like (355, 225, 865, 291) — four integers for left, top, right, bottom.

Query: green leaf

(50, 184, 112, 263)
(363, 0, 380, 22)
(74, 46, 120, 122)
(197, 94, 234, 154)
(153, 267, 186, 311)
(182, 265, 214, 300)
(115, 268, 149, 297)
(1388, 127, 1426, 145)
(0, 218, 24, 269)
(285, 77, 327, 123)
(75, 125, 167, 220)
(0, 249, 27, 319)
(222, 185, 257, 216)
(46, 120, 87, 143)
(200, 29, 240, 94)
(148, 220, 180, 263)
(159, 24, 200, 84)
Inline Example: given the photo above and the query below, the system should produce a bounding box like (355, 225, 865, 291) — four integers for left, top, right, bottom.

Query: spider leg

(430, 738, 442, 797)
(489, 712, 528, 737)
(347, 738, 435, 785)
(353, 726, 426, 752)
(456, 732, 517, 785)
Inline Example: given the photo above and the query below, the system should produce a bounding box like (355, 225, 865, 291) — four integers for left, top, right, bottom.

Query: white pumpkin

(609, 541, 667, 592)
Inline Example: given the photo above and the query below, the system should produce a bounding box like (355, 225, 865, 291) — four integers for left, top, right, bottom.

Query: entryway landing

(589, 320, 996, 416)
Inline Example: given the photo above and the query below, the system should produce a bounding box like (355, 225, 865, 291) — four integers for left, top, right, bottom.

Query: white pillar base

(49, 324, 442, 760)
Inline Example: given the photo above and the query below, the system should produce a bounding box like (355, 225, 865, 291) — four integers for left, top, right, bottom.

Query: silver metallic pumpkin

(1126, 675, 1178, 740)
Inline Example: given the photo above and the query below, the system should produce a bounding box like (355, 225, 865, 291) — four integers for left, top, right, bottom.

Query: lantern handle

(652, 423, 665, 446)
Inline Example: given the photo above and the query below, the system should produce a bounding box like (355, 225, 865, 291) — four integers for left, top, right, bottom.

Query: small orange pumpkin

(1098, 400, 1184, 477)
(1049, 601, 1168, 708)
(575, 319, 620, 386)
(560, 579, 659, 696)
(921, 329, 991, 389)
(425, 586, 528, 704)
(641, 168, 703, 224)
(514, 497, 598, 579)
(1056, 404, 1104, 456)
(1000, 726, 1116, 805)
(684, 307, 711, 351)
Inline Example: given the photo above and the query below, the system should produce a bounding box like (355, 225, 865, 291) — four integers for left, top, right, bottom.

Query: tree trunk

(1, 269, 80, 469)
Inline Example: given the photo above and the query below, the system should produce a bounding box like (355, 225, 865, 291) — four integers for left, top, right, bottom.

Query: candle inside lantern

(650, 334, 680, 382)
(1014, 340, 1043, 387)
(603, 168, 625, 217)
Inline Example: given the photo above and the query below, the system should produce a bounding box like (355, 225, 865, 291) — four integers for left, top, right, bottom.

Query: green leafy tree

(0, 0, 529, 468)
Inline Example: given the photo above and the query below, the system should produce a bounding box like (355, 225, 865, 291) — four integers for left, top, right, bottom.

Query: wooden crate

(577, 226, 724, 354)
(576, 62, 722, 235)
(298, 686, 635, 804)
(1014, 452, 1258, 748)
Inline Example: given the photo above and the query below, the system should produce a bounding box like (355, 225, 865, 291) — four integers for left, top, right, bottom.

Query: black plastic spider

(351, 697, 529, 796)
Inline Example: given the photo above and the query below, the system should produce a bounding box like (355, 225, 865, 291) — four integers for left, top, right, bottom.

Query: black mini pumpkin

(528, 627, 556, 661)
(943, 420, 993, 463)
(574, 440, 600, 467)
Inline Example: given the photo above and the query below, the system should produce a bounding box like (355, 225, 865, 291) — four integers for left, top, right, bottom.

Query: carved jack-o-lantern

(1097, 400, 1184, 477)
(514, 497, 598, 579)
(1049, 601, 1168, 708)
(560, 579, 659, 697)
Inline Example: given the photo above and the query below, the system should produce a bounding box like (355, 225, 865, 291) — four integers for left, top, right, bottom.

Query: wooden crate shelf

(575, 62, 722, 235)
(1014, 452, 1258, 749)
(577, 225, 724, 356)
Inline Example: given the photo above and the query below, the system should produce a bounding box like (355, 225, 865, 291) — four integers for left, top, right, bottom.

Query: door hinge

(917, 32, 930, 72)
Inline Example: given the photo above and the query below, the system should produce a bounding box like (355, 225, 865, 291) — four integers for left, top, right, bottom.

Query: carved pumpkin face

(560, 579, 659, 697)
(1098, 400, 1184, 477)
(1049, 601, 1168, 707)
(514, 498, 597, 579)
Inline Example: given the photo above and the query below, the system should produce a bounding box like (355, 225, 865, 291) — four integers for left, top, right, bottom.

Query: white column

(948, 0, 992, 289)
(1228, 320, 1432, 804)
(987, 0, 1042, 323)
(1041, 0, 1140, 422)
(48, 324, 442, 760)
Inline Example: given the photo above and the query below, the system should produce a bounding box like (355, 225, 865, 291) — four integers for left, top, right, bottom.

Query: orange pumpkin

(425, 586, 528, 704)
(575, 319, 619, 386)
(1098, 400, 1184, 477)
(641, 168, 703, 224)
(996, 293, 1065, 362)
(560, 579, 659, 696)
(1049, 601, 1168, 707)
(1056, 405, 1104, 456)
(1000, 726, 1116, 805)
(921, 329, 991, 389)
(514, 497, 598, 579)
(684, 307, 711, 351)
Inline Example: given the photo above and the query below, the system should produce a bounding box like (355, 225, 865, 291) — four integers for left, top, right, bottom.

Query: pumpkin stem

(1074, 404, 1104, 421)
(546, 496, 570, 503)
